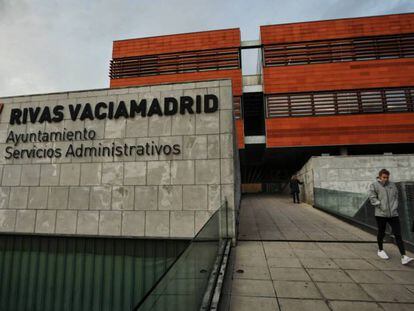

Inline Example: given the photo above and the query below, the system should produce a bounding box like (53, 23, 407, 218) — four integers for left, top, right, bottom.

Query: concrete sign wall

(297, 154, 414, 212)
(0, 80, 238, 238)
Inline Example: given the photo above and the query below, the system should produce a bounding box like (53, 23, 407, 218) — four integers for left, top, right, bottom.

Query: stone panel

(171, 160, 194, 185)
(124, 162, 146, 185)
(15, 210, 36, 233)
(9, 187, 29, 209)
(102, 162, 123, 185)
(112, 186, 134, 210)
(68, 187, 90, 210)
(40, 164, 60, 186)
(183, 185, 208, 210)
(60, 163, 80, 186)
(207, 135, 220, 159)
(149, 115, 171, 136)
(99, 211, 122, 235)
(221, 159, 234, 184)
(170, 211, 194, 237)
(0, 210, 16, 232)
(80, 163, 102, 185)
(147, 161, 170, 185)
(56, 210, 77, 234)
(21, 164, 40, 186)
(208, 184, 222, 210)
(122, 211, 145, 236)
(125, 118, 148, 138)
(48, 187, 69, 210)
(135, 186, 158, 210)
(195, 160, 220, 184)
(90, 186, 112, 210)
(145, 211, 169, 237)
(28, 187, 48, 209)
(172, 114, 195, 135)
(183, 136, 207, 160)
(159, 185, 182, 210)
(220, 110, 233, 134)
(35, 210, 56, 233)
(0, 187, 10, 209)
(77, 211, 99, 235)
(2, 165, 21, 186)
(196, 113, 220, 135)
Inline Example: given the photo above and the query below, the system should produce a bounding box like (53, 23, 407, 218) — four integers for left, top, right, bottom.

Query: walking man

(289, 175, 303, 204)
(368, 169, 413, 265)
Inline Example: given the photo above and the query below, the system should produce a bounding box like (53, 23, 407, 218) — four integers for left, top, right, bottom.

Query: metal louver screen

(110, 48, 240, 79)
(266, 87, 414, 118)
(0, 235, 188, 311)
(264, 33, 414, 67)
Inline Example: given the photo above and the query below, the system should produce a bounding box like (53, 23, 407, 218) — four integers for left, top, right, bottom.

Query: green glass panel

(314, 183, 414, 245)
(0, 235, 188, 311)
(136, 202, 231, 311)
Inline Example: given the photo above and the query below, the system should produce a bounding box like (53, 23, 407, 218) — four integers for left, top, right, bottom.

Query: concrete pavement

(220, 195, 414, 311)
(238, 195, 375, 241)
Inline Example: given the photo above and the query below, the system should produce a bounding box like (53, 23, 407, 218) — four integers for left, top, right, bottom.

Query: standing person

(289, 175, 303, 204)
(368, 169, 413, 265)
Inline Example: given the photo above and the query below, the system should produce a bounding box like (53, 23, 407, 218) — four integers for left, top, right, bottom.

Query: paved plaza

(221, 195, 414, 311)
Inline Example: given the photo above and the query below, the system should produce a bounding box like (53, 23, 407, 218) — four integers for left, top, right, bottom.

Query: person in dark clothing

(368, 169, 413, 265)
(289, 175, 303, 204)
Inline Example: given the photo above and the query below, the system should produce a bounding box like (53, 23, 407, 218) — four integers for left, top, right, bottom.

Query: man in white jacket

(368, 169, 413, 265)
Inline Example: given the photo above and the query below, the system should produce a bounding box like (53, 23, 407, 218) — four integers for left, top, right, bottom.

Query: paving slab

(273, 281, 322, 299)
(238, 195, 376, 242)
(360, 283, 414, 303)
(222, 195, 414, 311)
(328, 301, 383, 311)
(230, 279, 275, 297)
(232, 265, 271, 280)
(333, 258, 377, 270)
(266, 257, 302, 268)
(381, 271, 414, 284)
(345, 270, 396, 284)
(366, 258, 414, 271)
(229, 295, 279, 311)
(307, 269, 354, 283)
(269, 267, 311, 281)
(317, 282, 372, 301)
(278, 298, 330, 311)
(294, 249, 327, 258)
(299, 258, 339, 269)
(316, 243, 360, 258)
(380, 302, 414, 310)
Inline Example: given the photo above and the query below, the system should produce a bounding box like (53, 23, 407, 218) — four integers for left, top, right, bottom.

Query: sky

(1, 0, 414, 97)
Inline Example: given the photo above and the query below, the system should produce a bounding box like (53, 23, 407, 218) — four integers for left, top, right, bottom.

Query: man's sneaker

(377, 250, 389, 259)
(401, 255, 414, 265)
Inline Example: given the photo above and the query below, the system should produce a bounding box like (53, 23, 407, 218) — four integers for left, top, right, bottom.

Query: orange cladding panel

(260, 13, 414, 44)
(266, 113, 414, 148)
(236, 119, 245, 149)
(263, 58, 414, 94)
(113, 28, 240, 58)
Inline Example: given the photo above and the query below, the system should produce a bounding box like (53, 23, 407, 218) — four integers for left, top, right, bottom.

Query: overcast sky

(1, 0, 414, 97)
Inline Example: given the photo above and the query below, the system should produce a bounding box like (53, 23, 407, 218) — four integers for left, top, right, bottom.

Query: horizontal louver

(110, 48, 240, 79)
(264, 33, 414, 67)
(266, 87, 414, 117)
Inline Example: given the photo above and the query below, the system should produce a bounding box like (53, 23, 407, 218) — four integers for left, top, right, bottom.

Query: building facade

(0, 11, 413, 311)
(108, 13, 414, 187)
